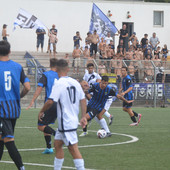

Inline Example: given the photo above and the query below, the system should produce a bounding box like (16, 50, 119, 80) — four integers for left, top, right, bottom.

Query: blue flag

(89, 3, 118, 38)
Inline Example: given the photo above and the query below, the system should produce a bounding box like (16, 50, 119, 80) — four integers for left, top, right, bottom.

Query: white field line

(4, 128, 139, 152)
(0, 160, 96, 170)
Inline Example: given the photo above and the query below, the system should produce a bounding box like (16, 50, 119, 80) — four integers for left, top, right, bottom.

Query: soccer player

(80, 76, 132, 137)
(0, 41, 30, 170)
(27, 58, 59, 154)
(83, 63, 113, 125)
(38, 59, 87, 170)
(120, 66, 142, 126)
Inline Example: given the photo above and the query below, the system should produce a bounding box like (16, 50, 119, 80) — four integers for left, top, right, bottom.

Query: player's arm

(27, 74, 47, 109)
(20, 82, 31, 98)
(79, 98, 87, 128)
(116, 94, 133, 103)
(26, 86, 43, 109)
(121, 87, 133, 96)
(38, 99, 54, 121)
(20, 68, 31, 98)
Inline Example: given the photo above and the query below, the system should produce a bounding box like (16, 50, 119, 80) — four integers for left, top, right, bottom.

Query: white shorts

(54, 129, 78, 146)
(104, 98, 113, 111)
(74, 58, 81, 68)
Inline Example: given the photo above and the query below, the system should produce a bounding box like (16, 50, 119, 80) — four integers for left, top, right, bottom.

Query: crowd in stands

(71, 24, 169, 83)
(1, 23, 169, 83)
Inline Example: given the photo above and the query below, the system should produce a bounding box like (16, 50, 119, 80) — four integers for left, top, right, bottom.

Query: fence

(22, 57, 170, 108)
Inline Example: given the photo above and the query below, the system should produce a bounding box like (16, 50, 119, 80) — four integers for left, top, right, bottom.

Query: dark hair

(102, 76, 109, 82)
(3, 24, 7, 29)
(56, 59, 68, 69)
(87, 63, 94, 68)
(0, 41, 10, 56)
(50, 58, 58, 68)
(122, 66, 128, 71)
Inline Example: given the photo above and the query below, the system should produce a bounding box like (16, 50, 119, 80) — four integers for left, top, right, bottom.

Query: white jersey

(105, 36, 113, 45)
(49, 77, 85, 132)
(83, 71, 101, 86)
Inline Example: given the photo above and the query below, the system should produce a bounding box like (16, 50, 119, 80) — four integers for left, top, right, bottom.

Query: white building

(0, 0, 169, 52)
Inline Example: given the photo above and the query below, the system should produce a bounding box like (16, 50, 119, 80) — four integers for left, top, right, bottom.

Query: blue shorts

(0, 118, 16, 139)
(123, 101, 133, 108)
(37, 38, 44, 48)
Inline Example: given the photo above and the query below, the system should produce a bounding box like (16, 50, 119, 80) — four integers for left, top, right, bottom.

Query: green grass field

(0, 107, 170, 170)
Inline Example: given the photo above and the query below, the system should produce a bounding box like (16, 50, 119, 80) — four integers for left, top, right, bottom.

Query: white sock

(73, 159, 85, 170)
(104, 111, 111, 118)
(99, 118, 110, 133)
(20, 166, 25, 170)
(94, 116, 101, 126)
(54, 157, 64, 170)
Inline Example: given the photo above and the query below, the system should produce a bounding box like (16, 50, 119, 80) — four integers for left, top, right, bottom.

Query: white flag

(13, 8, 47, 31)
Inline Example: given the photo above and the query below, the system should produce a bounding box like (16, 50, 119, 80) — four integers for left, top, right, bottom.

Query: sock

(104, 111, 111, 118)
(0, 140, 4, 160)
(44, 126, 56, 136)
(5, 141, 24, 170)
(94, 117, 101, 126)
(131, 116, 137, 123)
(83, 125, 87, 132)
(99, 118, 110, 133)
(54, 157, 64, 170)
(73, 159, 85, 170)
(133, 111, 138, 117)
(44, 136, 52, 149)
(20, 166, 25, 170)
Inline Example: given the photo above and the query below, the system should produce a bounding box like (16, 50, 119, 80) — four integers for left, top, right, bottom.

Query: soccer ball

(97, 129, 107, 139)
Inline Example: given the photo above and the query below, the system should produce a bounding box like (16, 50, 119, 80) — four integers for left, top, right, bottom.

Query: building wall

(0, 0, 169, 52)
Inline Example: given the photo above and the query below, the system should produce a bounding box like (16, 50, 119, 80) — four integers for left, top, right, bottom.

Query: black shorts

(38, 102, 57, 126)
(87, 105, 100, 120)
(123, 101, 133, 108)
(0, 118, 16, 139)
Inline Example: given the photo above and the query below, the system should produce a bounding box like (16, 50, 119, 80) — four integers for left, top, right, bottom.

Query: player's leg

(97, 112, 111, 137)
(0, 118, 4, 160)
(79, 113, 91, 137)
(68, 143, 85, 170)
(3, 119, 25, 170)
(54, 139, 64, 170)
(132, 110, 142, 123)
(104, 98, 114, 125)
(123, 106, 138, 126)
(38, 103, 57, 154)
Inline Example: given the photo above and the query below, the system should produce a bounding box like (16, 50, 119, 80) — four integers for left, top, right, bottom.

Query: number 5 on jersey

(4, 71, 11, 91)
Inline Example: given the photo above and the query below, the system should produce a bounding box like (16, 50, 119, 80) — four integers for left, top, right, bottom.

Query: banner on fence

(132, 83, 164, 100)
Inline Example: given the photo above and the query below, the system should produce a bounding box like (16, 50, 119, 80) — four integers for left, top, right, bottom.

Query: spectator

(129, 32, 138, 49)
(110, 40, 115, 53)
(47, 24, 58, 53)
(72, 44, 81, 74)
(110, 55, 117, 73)
(144, 61, 153, 83)
(135, 45, 144, 60)
(2, 24, 9, 41)
(141, 33, 148, 49)
(36, 28, 46, 52)
(161, 44, 168, 61)
(128, 61, 135, 82)
(64, 53, 70, 64)
(73, 31, 82, 49)
(149, 32, 160, 51)
(115, 61, 122, 87)
(48, 29, 58, 58)
(143, 39, 152, 58)
(99, 37, 106, 57)
(105, 32, 113, 45)
(85, 32, 92, 45)
(90, 30, 99, 58)
(98, 62, 107, 74)
(118, 24, 128, 52)
(117, 39, 125, 55)
(83, 46, 90, 68)
(154, 46, 161, 59)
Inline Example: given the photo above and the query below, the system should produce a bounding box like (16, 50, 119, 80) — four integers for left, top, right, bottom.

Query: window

(153, 11, 164, 27)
